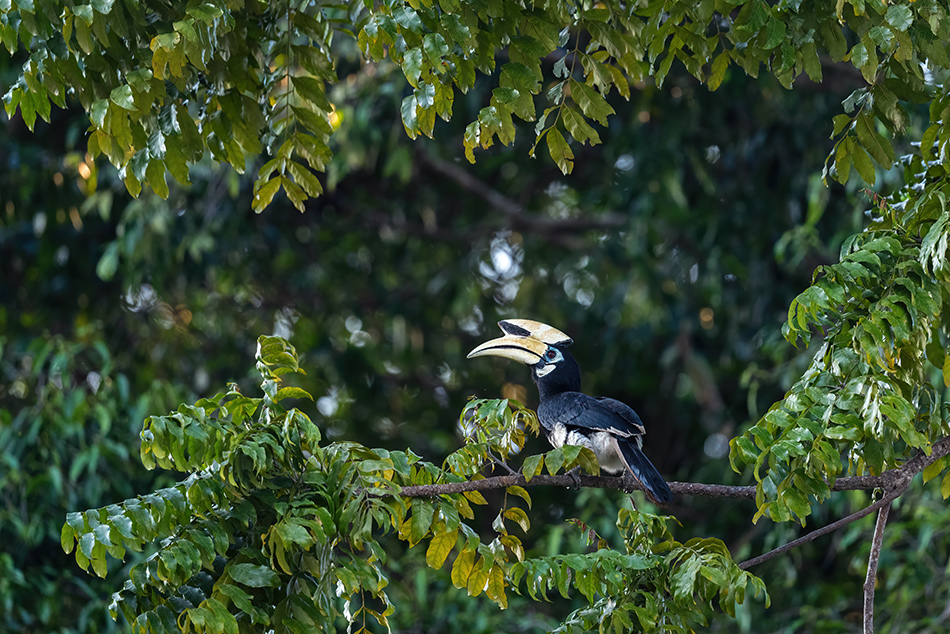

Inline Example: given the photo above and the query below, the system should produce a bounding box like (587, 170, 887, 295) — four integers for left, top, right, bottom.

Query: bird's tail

(617, 439, 673, 504)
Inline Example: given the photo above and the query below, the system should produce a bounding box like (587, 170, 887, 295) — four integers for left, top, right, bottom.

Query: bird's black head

(531, 344, 581, 398)
(467, 319, 580, 398)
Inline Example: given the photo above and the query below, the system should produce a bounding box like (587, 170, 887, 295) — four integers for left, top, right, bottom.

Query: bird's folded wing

(540, 393, 645, 438)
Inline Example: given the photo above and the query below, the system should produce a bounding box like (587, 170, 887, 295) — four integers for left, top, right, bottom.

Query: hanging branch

(864, 504, 891, 634)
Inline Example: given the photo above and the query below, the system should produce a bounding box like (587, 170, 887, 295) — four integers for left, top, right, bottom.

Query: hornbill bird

(467, 319, 673, 504)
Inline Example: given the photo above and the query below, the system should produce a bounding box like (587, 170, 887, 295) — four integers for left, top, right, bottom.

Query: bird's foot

(620, 471, 639, 494)
(566, 466, 582, 489)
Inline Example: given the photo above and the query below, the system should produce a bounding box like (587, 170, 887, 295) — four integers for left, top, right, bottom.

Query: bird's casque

(468, 319, 672, 504)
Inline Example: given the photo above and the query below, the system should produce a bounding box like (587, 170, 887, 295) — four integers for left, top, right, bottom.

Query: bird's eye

(546, 350, 557, 360)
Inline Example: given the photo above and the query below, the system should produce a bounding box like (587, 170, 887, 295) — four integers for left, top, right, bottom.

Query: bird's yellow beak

(467, 319, 572, 365)
(467, 333, 549, 365)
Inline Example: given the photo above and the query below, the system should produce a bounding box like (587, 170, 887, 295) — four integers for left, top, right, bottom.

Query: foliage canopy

(2, 0, 944, 207)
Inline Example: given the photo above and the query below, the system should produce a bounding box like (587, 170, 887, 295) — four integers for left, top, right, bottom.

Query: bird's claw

(567, 466, 582, 489)
(620, 471, 638, 494)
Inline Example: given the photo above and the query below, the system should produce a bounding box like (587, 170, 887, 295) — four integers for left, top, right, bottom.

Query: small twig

(488, 456, 520, 477)
(864, 504, 890, 634)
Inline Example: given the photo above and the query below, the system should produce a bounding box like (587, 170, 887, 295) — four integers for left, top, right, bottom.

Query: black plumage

(532, 347, 673, 504)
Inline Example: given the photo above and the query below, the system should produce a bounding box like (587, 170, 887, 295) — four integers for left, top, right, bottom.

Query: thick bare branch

(397, 435, 950, 501)
(397, 475, 758, 500)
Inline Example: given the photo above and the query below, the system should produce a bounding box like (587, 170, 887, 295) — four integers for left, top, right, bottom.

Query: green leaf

(522, 454, 543, 481)
(252, 176, 282, 212)
(89, 99, 109, 128)
(546, 128, 574, 175)
(410, 498, 435, 545)
(783, 487, 811, 521)
(569, 79, 615, 125)
(110, 85, 136, 111)
(764, 17, 786, 49)
(708, 52, 729, 91)
(291, 76, 330, 111)
(287, 160, 323, 198)
(486, 564, 507, 609)
(423, 33, 449, 68)
(462, 489, 488, 505)
(451, 548, 475, 589)
(922, 457, 946, 484)
(61, 522, 76, 554)
(274, 386, 313, 402)
(855, 114, 894, 168)
(403, 47, 423, 87)
(670, 554, 701, 599)
(187, 2, 224, 23)
(834, 137, 852, 184)
(506, 485, 532, 509)
(401, 95, 419, 138)
(503, 507, 530, 533)
(851, 143, 875, 185)
(426, 529, 458, 569)
(801, 41, 822, 82)
(228, 563, 280, 588)
(441, 14, 471, 47)
(561, 107, 600, 145)
(544, 446, 566, 475)
(393, 6, 423, 32)
(885, 5, 913, 31)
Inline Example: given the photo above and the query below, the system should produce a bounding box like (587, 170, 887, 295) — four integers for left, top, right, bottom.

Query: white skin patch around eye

(535, 363, 556, 378)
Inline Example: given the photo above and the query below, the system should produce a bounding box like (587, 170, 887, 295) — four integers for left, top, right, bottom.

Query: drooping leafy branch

(4, 1, 946, 208)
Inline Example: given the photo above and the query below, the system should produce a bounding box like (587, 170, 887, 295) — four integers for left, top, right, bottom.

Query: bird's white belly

(549, 424, 625, 474)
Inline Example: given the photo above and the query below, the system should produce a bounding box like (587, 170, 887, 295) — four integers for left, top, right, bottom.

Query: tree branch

(864, 504, 890, 634)
(417, 151, 627, 235)
(397, 435, 950, 501)
(736, 488, 901, 570)
(398, 474, 758, 500)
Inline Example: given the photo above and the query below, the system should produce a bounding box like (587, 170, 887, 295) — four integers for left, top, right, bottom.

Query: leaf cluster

(61, 335, 766, 633)
(510, 511, 768, 633)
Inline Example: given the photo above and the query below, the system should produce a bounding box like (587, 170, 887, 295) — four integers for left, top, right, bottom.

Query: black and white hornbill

(467, 319, 673, 504)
